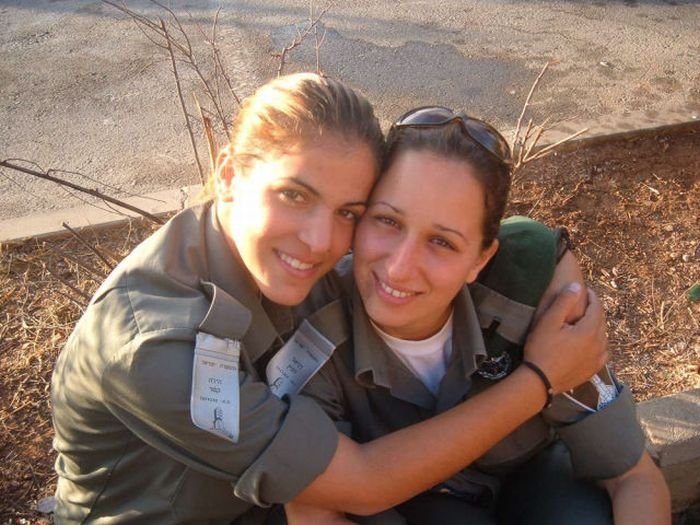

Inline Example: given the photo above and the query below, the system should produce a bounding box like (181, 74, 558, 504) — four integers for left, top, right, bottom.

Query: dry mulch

(511, 125, 699, 401)
(0, 126, 698, 522)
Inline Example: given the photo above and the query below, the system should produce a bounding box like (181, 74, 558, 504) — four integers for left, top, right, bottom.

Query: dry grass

(511, 125, 700, 401)
(0, 219, 162, 522)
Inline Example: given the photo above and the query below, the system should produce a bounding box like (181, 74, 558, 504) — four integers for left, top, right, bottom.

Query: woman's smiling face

(218, 136, 377, 306)
(353, 149, 497, 340)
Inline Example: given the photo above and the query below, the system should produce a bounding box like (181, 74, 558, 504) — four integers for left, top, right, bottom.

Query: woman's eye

(375, 215, 398, 228)
(280, 189, 306, 204)
(338, 209, 360, 222)
(431, 237, 455, 250)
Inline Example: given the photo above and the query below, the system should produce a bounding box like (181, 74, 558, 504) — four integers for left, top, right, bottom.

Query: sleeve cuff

(233, 394, 339, 505)
(557, 384, 646, 479)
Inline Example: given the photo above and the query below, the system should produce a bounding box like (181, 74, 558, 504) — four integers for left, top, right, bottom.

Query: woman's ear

(214, 150, 236, 202)
(466, 238, 499, 284)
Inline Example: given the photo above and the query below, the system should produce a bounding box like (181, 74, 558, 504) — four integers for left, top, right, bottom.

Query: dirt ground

(0, 125, 698, 522)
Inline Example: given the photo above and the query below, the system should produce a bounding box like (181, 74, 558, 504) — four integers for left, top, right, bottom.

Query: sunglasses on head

(391, 106, 513, 166)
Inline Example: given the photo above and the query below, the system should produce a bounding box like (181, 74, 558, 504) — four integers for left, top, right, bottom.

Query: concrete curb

(503, 104, 699, 153)
(0, 184, 202, 243)
(1, 112, 699, 514)
(639, 389, 700, 513)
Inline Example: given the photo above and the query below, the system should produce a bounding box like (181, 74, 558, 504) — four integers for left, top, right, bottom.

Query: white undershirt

(371, 312, 454, 396)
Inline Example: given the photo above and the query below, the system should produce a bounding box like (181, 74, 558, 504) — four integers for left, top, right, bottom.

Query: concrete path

(1, 0, 699, 221)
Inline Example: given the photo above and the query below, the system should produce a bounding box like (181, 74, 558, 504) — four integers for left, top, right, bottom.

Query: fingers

(570, 288, 610, 373)
(524, 283, 610, 393)
(535, 281, 584, 331)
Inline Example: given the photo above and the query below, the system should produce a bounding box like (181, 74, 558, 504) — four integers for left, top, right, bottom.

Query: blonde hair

(204, 73, 383, 198)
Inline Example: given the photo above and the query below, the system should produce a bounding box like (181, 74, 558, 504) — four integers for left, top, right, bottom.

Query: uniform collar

(201, 203, 292, 363)
(352, 284, 487, 410)
(436, 286, 488, 412)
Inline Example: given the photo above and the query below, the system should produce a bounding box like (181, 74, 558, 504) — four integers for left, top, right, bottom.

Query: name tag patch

(190, 332, 241, 443)
(266, 319, 335, 398)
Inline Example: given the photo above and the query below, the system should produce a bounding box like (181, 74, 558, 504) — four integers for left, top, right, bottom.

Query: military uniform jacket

(301, 264, 646, 503)
(51, 203, 340, 524)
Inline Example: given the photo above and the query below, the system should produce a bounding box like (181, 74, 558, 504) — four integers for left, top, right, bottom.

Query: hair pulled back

(206, 73, 383, 198)
(383, 121, 511, 248)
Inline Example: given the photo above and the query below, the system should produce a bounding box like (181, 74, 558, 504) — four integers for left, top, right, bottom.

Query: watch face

(476, 352, 513, 380)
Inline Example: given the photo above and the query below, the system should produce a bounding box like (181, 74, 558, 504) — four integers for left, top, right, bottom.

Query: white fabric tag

(591, 373, 618, 409)
(266, 319, 335, 398)
(190, 332, 241, 443)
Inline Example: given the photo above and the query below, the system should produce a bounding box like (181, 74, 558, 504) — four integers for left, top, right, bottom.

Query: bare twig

(517, 119, 534, 166)
(43, 264, 91, 303)
(510, 62, 588, 174)
(513, 62, 550, 149)
(196, 7, 228, 117)
(525, 127, 589, 162)
(194, 94, 218, 174)
(61, 222, 116, 271)
(47, 246, 108, 282)
(212, 43, 241, 107)
(102, 0, 235, 156)
(522, 125, 545, 164)
(169, 7, 231, 131)
(0, 160, 165, 224)
(274, 1, 335, 76)
(161, 19, 207, 185)
(312, 2, 328, 74)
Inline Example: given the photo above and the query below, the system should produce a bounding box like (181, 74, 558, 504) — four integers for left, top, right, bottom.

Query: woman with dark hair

(293, 107, 670, 524)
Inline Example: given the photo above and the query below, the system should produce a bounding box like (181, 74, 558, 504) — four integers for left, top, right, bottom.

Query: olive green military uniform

(300, 228, 646, 524)
(51, 203, 342, 524)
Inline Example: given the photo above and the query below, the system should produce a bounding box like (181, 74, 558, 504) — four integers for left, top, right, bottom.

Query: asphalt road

(1, 0, 699, 220)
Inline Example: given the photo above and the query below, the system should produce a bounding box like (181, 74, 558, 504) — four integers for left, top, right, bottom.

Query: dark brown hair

(383, 121, 511, 248)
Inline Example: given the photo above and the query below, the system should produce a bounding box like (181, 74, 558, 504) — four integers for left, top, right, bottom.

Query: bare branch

(314, 24, 328, 74)
(522, 124, 544, 165)
(512, 61, 550, 156)
(517, 118, 534, 166)
(152, 0, 193, 54)
(45, 244, 108, 281)
(194, 93, 218, 175)
(525, 127, 589, 162)
(275, 1, 335, 76)
(161, 19, 207, 185)
(61, 222, 117, 271)
(104, 0, 231, 131)
(0, 160, 165, 224)
(510, 62, 588, 175)
(43, 264, 92, 303)
(206, 7, 240, 109)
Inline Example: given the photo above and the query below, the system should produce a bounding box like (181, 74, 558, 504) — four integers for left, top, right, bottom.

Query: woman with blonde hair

(51, 76, 608, 524)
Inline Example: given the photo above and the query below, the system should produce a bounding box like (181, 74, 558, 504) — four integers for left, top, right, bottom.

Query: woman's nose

(385, 237, 418, 282)
(298, 211, 333, 254)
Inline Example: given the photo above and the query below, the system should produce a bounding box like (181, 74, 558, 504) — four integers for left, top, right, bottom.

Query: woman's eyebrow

(434, 223, 466, 241)
(286, 177, 368, 207)
(370, 201, 403, 214)
(373, 201, 464, 240)
(287, 177, 320, 197)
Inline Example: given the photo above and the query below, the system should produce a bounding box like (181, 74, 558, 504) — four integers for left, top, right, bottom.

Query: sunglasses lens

(463, 120, 512, 162)
(395, 106, 512, 165)
(398, 106, 453, 126)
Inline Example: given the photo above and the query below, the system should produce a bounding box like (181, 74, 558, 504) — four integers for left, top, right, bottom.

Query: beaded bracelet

(522, 361, 554, 409)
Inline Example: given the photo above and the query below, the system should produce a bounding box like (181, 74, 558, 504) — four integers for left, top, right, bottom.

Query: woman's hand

(523, 282, 609, 394)
(284, 502, 356, 525)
